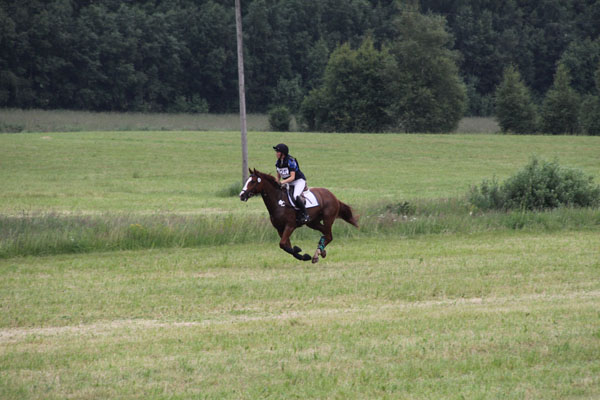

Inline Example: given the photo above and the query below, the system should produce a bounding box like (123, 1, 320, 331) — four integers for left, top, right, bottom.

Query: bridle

(239, 174, 260, 201)
(240, 173, 290, 207)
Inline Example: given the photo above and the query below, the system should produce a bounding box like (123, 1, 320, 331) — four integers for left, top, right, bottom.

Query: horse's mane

(254, 169, 280, 188)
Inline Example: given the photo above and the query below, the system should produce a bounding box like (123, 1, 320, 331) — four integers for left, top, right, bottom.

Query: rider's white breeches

(290, 179, 306, 199)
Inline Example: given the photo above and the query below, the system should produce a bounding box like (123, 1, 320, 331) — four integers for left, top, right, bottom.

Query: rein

(261, 181, 294, 209)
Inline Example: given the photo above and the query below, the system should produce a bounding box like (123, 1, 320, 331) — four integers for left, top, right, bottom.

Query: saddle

(285, 188, 319, 210)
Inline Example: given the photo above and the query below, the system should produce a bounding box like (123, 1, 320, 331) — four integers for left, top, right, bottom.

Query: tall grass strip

(1, 203, 598, 259)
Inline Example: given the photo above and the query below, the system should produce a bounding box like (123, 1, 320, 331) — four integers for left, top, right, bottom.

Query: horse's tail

(338, 201, 359, 228)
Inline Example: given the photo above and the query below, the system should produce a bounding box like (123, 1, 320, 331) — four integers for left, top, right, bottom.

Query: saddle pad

(287, 189, 319, 209)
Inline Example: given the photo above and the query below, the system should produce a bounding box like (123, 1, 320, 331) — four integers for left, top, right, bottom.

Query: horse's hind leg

(310, 219, 334, 264)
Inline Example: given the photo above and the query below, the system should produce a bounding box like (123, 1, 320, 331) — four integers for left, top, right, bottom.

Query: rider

(273, 143, 310, 223)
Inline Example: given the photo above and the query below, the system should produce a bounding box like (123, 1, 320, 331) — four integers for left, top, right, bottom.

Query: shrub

(268, 106, 291, 131)
(171, 95, 209, 113)
(469, 157, 600, 211)
(384, 201, 415, 216)
(0, 122, 25, 133)
(216, 181, 243, 198)
(468, 177, 504, 210)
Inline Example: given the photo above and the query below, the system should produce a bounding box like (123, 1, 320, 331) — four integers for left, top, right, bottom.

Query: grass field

(0, 109, 496, 134)
(1, 123, 599, 398)
(1, 130, 598, 214)
(0, 109, 272, 133)
(1, 233, 599, 399)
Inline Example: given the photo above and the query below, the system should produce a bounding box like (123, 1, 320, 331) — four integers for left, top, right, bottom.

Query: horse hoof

(312, 249, 321, 264)
(302, 254, 312, 262)
(321, 250, 327, 258)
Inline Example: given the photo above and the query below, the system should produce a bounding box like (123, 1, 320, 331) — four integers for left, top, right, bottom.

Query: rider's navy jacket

(276, 156, 306, 181)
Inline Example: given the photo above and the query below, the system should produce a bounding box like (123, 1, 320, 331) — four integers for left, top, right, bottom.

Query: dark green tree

(275, 0, 325, 90)
(387, 9, 466, 132)
(558, 38, 600, 96)
(176, 1, 237, 112)
(0, 5, 18, 105)
(421, 0, 598, 114)
(271, 75, 304, 112)
(494, 65, 538, 134)
(540, 63, 580, 134)
(244, 0, 289, 111)
(3, 0, 600, 115)
(304, 39, 330, 90)
(300, 38, 396, 132)
(579, 62, 600, 135)
(298, 87, 329, 131)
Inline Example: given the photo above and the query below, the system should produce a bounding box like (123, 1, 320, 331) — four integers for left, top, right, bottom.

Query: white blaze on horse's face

(239, 176, 261, 201)
(239, 176, 252, 201)
(240, 176, 251, 193)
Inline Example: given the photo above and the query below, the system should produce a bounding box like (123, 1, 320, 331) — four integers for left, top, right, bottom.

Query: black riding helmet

(273, 143, 289, 156)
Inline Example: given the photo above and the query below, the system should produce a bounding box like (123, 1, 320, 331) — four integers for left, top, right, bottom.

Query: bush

(216, 181, 243, 198)
(468, 177, 504, 210)
(268, 106, 292, 131)
(0, 122, 25, 133)
(469, 157, 600, 211)
(170, 95, 209, 113)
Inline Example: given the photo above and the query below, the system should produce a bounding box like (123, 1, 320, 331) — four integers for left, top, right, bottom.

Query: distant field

(456, 116, 500, 133)
(0, 109, 271, 132)
(0, 109, 497, 133)
(1, 124, 599, 399)
(1, 130, 598, 214)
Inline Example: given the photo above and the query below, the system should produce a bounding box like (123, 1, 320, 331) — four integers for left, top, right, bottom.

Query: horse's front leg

(279, 225, 311, 261)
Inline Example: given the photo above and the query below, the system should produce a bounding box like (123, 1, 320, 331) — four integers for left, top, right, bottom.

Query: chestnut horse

(240, 169, 358, 263)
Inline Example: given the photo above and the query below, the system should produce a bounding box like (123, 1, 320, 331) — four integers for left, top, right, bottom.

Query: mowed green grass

(1, 231, 599, 399)
(1, 130, 600, 398)
(1, 130, 599, 214)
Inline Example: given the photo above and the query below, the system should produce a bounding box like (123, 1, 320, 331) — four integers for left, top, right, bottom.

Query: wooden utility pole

(235, 0, 248, 184)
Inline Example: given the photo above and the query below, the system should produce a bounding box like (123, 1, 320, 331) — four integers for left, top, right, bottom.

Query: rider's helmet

(273, 143, 289, 156)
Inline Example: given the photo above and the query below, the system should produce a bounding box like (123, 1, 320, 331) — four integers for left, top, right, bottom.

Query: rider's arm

(280, 171, 295, 185)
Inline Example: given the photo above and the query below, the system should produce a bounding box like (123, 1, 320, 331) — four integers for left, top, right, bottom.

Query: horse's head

(239, 169, 267, 202)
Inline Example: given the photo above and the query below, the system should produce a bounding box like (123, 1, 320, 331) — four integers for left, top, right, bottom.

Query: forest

(1, 1, 600, 121)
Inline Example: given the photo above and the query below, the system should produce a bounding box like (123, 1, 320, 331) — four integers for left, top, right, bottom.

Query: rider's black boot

(295, 196, 310, 224)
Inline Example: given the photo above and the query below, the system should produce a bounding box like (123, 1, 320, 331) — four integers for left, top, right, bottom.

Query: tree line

(495, 63, 600, 135)
(1, 0, 600, 133)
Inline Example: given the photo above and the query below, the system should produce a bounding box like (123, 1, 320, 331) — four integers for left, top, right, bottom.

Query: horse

(239, 169, 359, 263)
